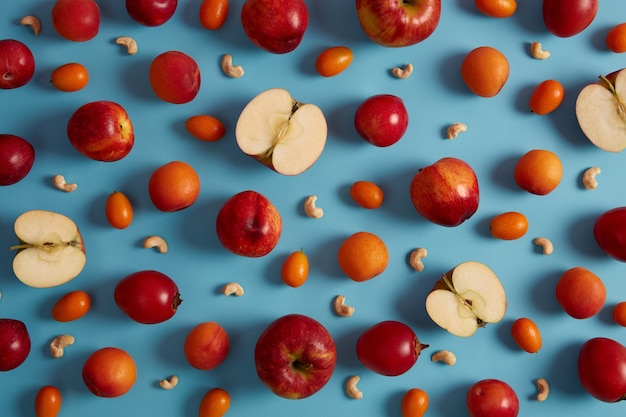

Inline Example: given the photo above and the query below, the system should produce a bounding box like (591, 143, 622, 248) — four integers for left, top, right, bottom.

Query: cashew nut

(533, 237, 553, 255)
(431, 350, 456, 366)
(535, 377, 549, 402)
(333, 295, 355, 317)
(221, 54, 245, 78)
(222, 282, 244, 296)
(582, 166, 600, 190)
(345, 375, 363, 400)
(446, 122, 467, 140)
(159, 375, 179, 390)
(409, 247, 428, 272)
(20, 15, 42, 36)
(116, 36, 138, 55)
(143, 235, 168, 253)
(392, 63, 413, 79)
(52, 174, 77, 192)
(50, 334, 75, 359)
(530, 41, 550, 60)
(304, 195, 323, 219)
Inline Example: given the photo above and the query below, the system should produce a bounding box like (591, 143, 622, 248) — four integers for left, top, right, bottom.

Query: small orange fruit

(148, 161, 201, 212)
(51, 290, 91, 322)
(511, 317, 542, 353)
(556, 266, 606, 319)
(199, 0, 229, 30)
(199, 387, 231, 417)
(338, 231, 389, 282)
(35, 385, 62, 417)
(606, 22, 626, 53)
(350, 180, 384, 209)
(105, 190, 133, 229)
(401, 388, 429, 417)
(50, 62, 89, 92)
(475, 0, 517, 18)
(281, 249, 309, 287)
(185, 115, 226, 142)
(529, 79, 565, 115)
(612, 302, 626, 326)
(315, 46, 353, 77)
(461, 46, 509, 97)
(514, 149, 563, 195)
(490, 211, 529, 240)
(82, 347, 137, 398)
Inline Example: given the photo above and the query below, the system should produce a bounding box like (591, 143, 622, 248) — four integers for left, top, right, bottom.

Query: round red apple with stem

(254, 314, 336, 399)
(466, 379, 519, 417)
(0, 318, 31, 371)
(578, 337, 626, 402)
(0, 134, 35, 186)
(126, 0, 178, 26)
(51, 0, 100, 42)
(354, 94, 408, 147)
(0, 39, 35, 89)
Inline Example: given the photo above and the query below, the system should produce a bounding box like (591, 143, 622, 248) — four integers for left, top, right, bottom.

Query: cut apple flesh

(235, 88, 327, 176)
(11, 210, 86, 288)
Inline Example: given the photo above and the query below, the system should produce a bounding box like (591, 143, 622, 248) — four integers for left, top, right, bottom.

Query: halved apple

(235, 88, 327, 176)
(10, 210, 86, 288)
(576, 68, 626, 152)
(425, 261, 507, 337)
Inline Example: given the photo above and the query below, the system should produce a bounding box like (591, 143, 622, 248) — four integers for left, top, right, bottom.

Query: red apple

(578, 337, 626, 402)
(67, 101, 134, 162)
(241, 0, 309, 54)
(0, 134, 35, 186)
(82, 347, 136, 397)
(0, 39, 35, 89)
(0, 318, 31, 371)
(254, 314, 336, 399)
(543, 0, 597, 38)
(356, 0, 441, 47)
(594, 207, 626, 262)
(215, 190, 282, 257)
(52, 0, 100, 42)
(149, 51, 201, 104)
(354, 94, 408, 147)
(126, 0, 178, 26)
(466, 379, 519, 417)
(410, 157, 480, 227)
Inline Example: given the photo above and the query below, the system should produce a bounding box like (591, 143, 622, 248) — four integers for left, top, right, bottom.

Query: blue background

(2, 1, 626, 416)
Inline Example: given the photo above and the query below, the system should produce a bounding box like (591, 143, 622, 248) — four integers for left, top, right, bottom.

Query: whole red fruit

(0, 318, 31, 371)
(578, 337, 626, 402)
(594, 207, 626, 262)
(0, 39, 35, 89)
(466, 379, 519, 417)
(184, 322, 230, 370)
(149, 51, 201, 104)
(543, 0, 597, 38)
(52, 0, 100, 42)
(354, 94, 409, 147)
(0, 134, 35, 186)
(126, 0, 178, 26)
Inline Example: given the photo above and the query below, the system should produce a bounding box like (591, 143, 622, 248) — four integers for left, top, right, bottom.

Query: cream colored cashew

(143, 235, 168, 253)
(221, 54, 245, 78)
(159, 375, 179, 390)
(409, 247, 428, 272)
(52, 174, 77, 192)
(536, 377, 549, 402)
(431, 350, 456, 366)
(50, 334, 75, 358)
(582, 166, 601, 190)
(534, 237, 553, 255)
(20, 16, 42, 36)
(116, 36, 138, 55)
(530, 41, 550, 60)
(446, 122, 467, 139)
(304, 195, 323, 219)
(334, 295, 355, 317)
(392, 63, 413, 79)
(345, 375, 363, 400)
(222, 282, 244, 296)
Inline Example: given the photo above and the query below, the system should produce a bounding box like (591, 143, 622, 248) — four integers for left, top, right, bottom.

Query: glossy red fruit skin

(114, 270, 181, 324)
(0, 134, 35, 186)
(578, 337, 626, 402)
(126, 0, 178, 26)
(542, 0, 597, 38)
(594, 207, 626, 262)
(51, 0, 100, 42)
(0, 39, 35, 89)
(0, 318, 31, 371)
(466, 379, 519, 417)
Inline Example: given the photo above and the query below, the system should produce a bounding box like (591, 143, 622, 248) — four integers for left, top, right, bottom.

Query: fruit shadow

(25, 107, 79, 161)
(543, 340, 587, 397)
(119, 56, 155, 102)
(567, 211, 606, 259)
(550, 78, 598, 149)
(308, 1, 369, 46)
(438, 52, 472, 96)
(310, 234, 349, 280)
(376, 167, 430, 223)
(528, 267, 564, 314)
(490, 153, 521, 192)
(433, 381, 472, 416)
(180, 196, 225, 252)
(335, 324, 370, 372)
(326, 98, 365, 144)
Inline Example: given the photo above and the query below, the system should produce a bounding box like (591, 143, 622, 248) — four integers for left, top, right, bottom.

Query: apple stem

(441, 273, 475, 313)
(8, 244, 30, 251)
(292, 360, 313, 372)
(599, 74, 626, 119)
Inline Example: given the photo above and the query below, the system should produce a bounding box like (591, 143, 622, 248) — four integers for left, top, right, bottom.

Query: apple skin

(126, 0, 178, 26)
(410, 157, 480, 227)
(216, 190, 282, 257)
(241, 0, 309, 54)
(0, 134, 35, 186)
(594, 207, 626, 262)
(0, 319, 31, 372)
(354, 94, 409, 147)
(578, 337, 626, 402)
(52, 0, 100, 42)
(0, 39, 35, 89)
(67, 101, 134, 162)
(466, 379, 519, 417)
(356, 0, 441, 47)
(254, 314, 337, 399)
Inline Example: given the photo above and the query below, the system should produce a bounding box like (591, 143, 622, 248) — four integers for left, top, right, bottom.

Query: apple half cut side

(10, 210, 86, 288)
(235, 88, 328, 176)
(576, 68, 626, 153)
(425, 261, 506, 338)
